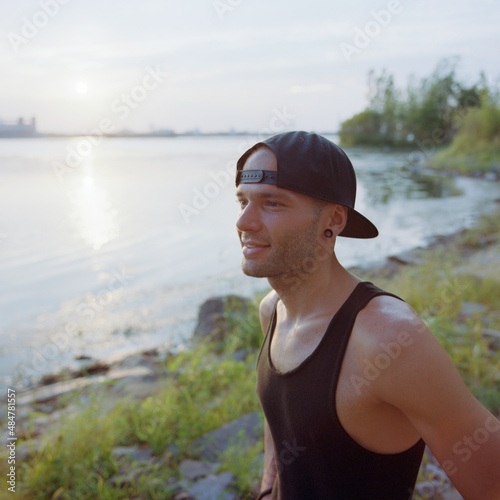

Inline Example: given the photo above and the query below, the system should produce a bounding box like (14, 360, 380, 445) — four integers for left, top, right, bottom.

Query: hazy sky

(1, 0, 499, 134)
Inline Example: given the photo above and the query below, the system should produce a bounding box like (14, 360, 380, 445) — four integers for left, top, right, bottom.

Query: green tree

(338, 57, 490, 149)
(367, 69, 401, 141)
(339, 109, 384, 146)
(402, 57, 463, 142)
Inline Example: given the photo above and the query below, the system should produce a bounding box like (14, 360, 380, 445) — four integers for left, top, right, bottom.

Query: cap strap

(236, 169, 277, 186)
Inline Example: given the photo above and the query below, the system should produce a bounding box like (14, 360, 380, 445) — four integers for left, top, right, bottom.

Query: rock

(18, 358, 167, 407)
(187, 472, 236, 500)
(107, 448, 157, 488)
(164, 443, 182, 460)
(16, 439, 43, 462)
(39, 373, 66, 386)
(415, 447, 463, 499)
(459, 302, 486, 318)
(232, 349, 249, 363)
(17, 409, 62, 439)
(109, 377, 164, 400)
(482, 328, 500, 350)
(387, 250, 422, 266)
(179, 459, 217, 480)
(425, 462, 448, 482)
(112, 445, 154, 463)
(142, 348, 160, 358)
(415, 480, 445, 497)
(454, 245, 500, 282)
(194, 295, 250, 341)
(18, 374, 110, 406)
(106, 364, 165, 399)
(72, 361, 110, 378)
(174, 492, 192, 500)
(440, 488, 464, 500)
(107, 462, 154, 488)
(483, 328, 500, 339)
(107, 364, 156, 380)
(107, 472, 137, 488)
(111, 353, 160, 371)
(194, 412, 262, 461)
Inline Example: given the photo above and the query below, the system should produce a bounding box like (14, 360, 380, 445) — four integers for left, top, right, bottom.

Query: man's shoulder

(350, 292, 442, 404)
(259, 290, 279, 334)
(353, 292, 429, 353)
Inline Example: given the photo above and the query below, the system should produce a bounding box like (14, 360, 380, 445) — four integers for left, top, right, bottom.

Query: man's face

(235, 147, 324, 279)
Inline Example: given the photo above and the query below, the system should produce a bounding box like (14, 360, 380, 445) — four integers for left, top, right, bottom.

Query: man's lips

(242, 240, 270, 257)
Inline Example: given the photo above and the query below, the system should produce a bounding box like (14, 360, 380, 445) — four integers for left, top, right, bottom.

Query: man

(234, 131, 500, 500)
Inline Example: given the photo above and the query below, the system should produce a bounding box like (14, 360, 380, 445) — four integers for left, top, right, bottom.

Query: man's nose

(236, 203, 261, 234)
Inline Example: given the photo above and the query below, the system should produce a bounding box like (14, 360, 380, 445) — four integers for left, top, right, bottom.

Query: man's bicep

(381, 323, 472, 431)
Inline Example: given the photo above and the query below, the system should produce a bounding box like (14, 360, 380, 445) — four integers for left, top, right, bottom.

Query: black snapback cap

(235, 131, 378, 239)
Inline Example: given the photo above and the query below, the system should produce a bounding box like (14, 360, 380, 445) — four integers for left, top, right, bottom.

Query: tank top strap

(324, 281, 404, 385)
(256, 296, 279, 367)
(332, 281, 402, 330)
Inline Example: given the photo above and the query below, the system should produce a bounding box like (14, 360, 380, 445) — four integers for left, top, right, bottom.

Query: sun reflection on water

(69, 175, 119, 250)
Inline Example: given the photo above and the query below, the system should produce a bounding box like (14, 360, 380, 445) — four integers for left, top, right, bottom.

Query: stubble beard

(241, 217, 323, 280)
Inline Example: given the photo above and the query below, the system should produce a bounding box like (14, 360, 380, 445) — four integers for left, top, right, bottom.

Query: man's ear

(326, 204, 348, 236)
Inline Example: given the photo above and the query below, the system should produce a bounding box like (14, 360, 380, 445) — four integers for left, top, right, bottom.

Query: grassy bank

(2, 208, 500, 499)
(427, 102, 500, 176)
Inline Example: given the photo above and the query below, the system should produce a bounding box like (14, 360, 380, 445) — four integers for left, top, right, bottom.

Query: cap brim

(339, 208, 379, 239)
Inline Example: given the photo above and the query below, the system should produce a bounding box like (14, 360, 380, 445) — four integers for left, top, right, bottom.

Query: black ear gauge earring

(324, 229, 334, 238)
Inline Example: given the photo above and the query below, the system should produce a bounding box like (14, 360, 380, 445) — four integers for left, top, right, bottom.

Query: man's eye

(266, 201, 280, 207)
(238, 199, 248, 208)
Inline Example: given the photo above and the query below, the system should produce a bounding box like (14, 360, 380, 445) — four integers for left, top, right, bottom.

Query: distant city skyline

(1, 0, 499, 135)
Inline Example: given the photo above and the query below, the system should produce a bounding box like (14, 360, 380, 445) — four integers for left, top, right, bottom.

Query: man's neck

(268, 256, 361, 322)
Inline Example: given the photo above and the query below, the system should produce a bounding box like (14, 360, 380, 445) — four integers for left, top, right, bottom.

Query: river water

(1, 135, 499, 390)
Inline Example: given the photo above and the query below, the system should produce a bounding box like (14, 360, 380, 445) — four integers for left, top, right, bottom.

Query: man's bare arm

(258, 290, 278, 498)
(361, 299, 500, 499)
(260, 419, 277, 495)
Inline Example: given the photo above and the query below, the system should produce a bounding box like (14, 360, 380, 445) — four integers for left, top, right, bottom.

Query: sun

(74, 81, 89, 95)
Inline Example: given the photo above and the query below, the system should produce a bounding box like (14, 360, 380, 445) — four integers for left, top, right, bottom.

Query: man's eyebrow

(236, 189, 293, 200)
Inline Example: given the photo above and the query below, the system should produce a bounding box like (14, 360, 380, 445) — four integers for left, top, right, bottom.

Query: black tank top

(256, 281, 425, 500)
